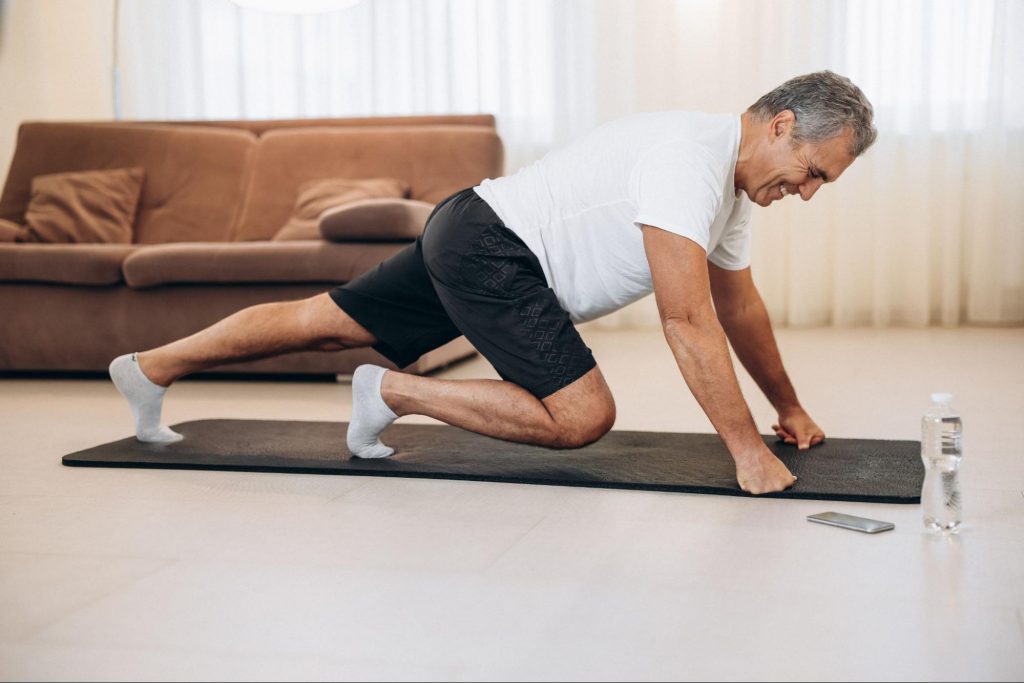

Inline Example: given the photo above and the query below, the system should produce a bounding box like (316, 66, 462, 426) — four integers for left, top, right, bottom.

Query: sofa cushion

(122, 241, 409, 289)
(272, 177, 409, 241)
(233, 125, 503, 240)
(319, 198, 434, 242)
(0, 123, 255, 244)
(0, 244, 137, 285)
(16, 167, 145, 244)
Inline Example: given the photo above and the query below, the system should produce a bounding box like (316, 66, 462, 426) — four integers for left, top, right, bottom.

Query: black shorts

(329, 187, 596, 400)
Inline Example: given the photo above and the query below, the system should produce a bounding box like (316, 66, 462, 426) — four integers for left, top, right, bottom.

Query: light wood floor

(1, 326, 1022, 681)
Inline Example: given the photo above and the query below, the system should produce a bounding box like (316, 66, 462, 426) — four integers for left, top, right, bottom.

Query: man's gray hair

(748, 71, 878, 157)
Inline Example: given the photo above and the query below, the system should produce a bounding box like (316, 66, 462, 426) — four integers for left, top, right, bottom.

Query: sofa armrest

(122, 240, 410, 289)
(319, 198, 434, 242)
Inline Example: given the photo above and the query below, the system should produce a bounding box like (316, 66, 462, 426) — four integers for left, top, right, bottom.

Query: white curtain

(119, 0, 597, 173)
(119, 0, 1024, 327)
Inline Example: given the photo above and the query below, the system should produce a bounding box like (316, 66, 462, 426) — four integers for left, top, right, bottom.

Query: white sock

(347, 364, 398, 458)
(108, 353, 183, 443)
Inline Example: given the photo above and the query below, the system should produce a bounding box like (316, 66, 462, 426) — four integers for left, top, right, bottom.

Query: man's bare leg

(136, 293, 376, 387)
(110, 291, 615, 451)
(381, 366, 616, 449)
(345, 363, 616, 458)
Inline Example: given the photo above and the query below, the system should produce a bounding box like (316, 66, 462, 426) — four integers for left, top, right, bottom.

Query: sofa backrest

(0, 123, 256, 244)
(0, 115, 504, 244)
(231, 124, 504, 241)
(159, 113, 497, 136)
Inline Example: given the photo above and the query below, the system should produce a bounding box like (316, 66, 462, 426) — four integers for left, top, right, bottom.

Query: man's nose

(799, 177, 824, 201)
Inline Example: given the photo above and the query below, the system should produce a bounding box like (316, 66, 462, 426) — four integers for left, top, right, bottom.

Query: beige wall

(0, 0, 115, 184)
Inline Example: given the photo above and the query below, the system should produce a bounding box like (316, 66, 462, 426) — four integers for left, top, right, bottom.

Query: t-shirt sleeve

(631, 141, 724, 253)
(708, 195, 753, 270)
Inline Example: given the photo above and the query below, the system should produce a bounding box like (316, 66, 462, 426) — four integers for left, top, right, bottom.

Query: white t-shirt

(474, 112, 752, 323)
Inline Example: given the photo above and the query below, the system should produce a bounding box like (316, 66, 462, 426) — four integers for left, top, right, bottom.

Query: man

(109, 71, 877, 495)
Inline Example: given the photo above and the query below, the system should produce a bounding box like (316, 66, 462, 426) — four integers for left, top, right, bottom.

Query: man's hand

(771, 407, 825, 450)
(735, 449, 798, 494)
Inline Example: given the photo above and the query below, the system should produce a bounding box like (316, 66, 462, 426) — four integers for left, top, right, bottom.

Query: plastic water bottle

(920, 393, 963, 534)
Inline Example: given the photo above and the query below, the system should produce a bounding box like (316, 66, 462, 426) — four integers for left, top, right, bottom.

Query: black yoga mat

(63, 419, 923, 503)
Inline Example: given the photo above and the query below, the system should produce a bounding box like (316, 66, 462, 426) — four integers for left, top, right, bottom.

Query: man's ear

(770, 109, 796, 139)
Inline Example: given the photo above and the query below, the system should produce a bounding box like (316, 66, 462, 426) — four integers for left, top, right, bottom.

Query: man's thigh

(421, 190, 598, 401)
(428, 274, 598, 401)
(327, 237, 463, 367)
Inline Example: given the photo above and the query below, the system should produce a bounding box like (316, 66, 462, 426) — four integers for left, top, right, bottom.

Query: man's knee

(548, 394, 616, 449)
(301, 293, 377, 351)
(539, 366, 616, 449)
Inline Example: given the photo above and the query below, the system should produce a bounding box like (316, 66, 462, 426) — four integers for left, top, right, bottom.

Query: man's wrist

(732, 443, 775, 468)
(775, 401, 804, 415)
(727, 430, 774, 465)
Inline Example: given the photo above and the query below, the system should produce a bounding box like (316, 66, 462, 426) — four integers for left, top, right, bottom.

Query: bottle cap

(931, 392, 953, 404)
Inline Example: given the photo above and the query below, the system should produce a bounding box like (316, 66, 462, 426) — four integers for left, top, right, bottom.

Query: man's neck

(735, 111, 756, 197)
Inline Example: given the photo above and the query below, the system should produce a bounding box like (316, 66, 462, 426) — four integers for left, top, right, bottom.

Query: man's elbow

(713, 294, 764, 329)
(660, 307, 721, 336)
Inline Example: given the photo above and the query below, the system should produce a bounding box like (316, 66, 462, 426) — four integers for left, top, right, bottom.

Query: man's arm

(642, 225, 796, 494)
(708, 262, 825, 449)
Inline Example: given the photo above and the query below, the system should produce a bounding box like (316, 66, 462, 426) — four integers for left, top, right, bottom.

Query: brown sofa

(0, 114, 504, 376)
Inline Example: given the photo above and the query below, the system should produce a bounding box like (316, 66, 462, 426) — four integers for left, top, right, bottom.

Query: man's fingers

(744, 475, 799, 495)
(774, 431, 795, 444)
(798, 432, 826, 450)
(773, 421, 827, 450)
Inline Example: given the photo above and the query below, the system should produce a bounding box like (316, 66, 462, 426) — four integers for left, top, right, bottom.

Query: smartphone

(807, 511, 895, 534)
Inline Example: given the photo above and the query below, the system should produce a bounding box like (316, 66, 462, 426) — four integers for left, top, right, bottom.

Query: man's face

(745, 121, 857, 208)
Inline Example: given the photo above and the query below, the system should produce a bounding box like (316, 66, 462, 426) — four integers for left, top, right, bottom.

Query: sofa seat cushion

(0, 244, 137, 285)
(122, 240, 410, 289)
